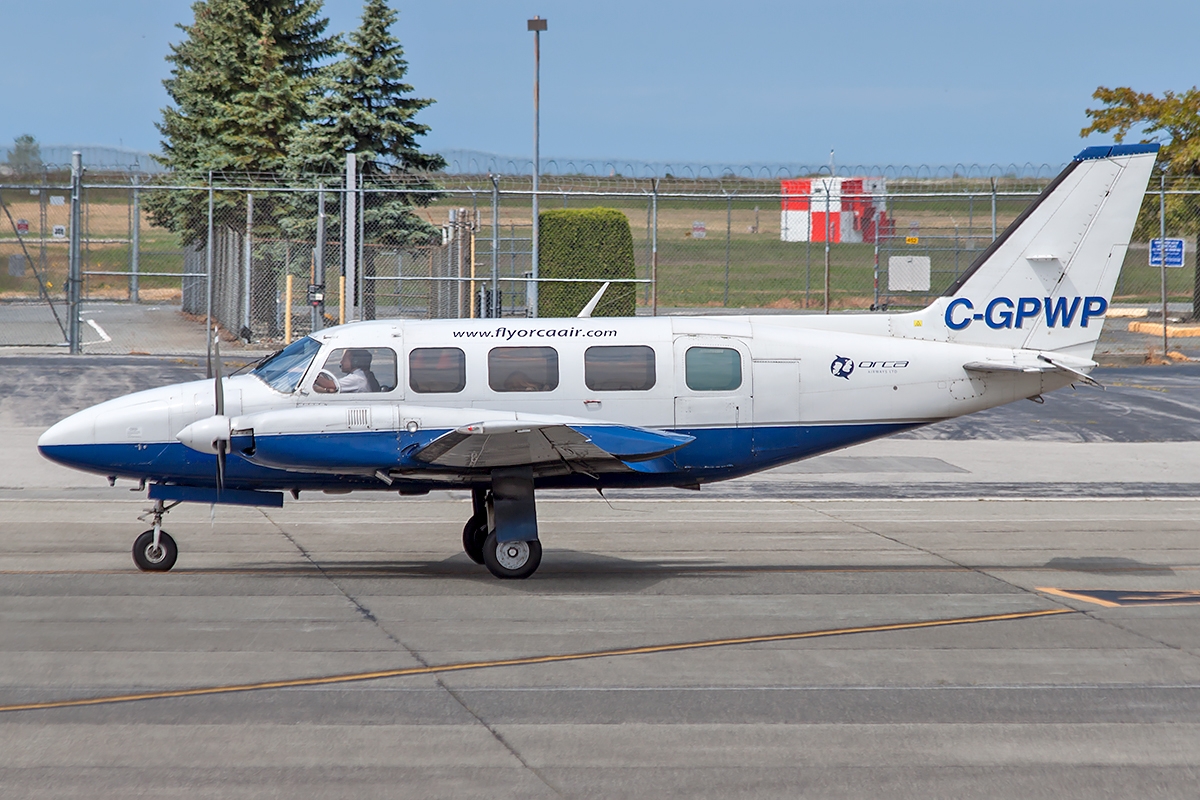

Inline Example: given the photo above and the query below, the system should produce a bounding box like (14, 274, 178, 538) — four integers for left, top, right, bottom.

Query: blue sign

(1150, 238, 1185, 268)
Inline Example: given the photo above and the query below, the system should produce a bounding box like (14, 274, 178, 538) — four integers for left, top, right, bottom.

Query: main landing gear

(463, 468, 542, 580)
(133, 499, 179, 572)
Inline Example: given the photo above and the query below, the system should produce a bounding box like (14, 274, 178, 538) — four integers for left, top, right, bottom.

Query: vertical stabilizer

(912, 145, 1157, 358)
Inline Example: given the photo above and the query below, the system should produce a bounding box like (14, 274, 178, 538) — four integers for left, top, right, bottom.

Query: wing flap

(412, 420, 694, 471)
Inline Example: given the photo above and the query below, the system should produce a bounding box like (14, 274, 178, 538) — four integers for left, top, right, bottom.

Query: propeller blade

(216, 440, 227, 493)
(213, 328, 225, 417)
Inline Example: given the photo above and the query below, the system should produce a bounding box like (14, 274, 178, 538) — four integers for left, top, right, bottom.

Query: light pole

(527, 15, 547, 317)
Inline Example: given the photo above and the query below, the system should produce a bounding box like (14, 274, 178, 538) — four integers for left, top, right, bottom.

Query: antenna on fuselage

(578, 281, 611, 318)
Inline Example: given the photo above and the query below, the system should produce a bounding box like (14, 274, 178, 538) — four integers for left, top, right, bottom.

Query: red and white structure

(780, 177, 891, 243)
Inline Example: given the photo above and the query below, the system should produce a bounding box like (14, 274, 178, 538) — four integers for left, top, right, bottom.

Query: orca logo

(830, 356, 855, 380)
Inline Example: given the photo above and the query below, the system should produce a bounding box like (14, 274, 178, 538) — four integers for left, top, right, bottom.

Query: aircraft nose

(38, 407, 97, 449)
(37, 405, 100, 471)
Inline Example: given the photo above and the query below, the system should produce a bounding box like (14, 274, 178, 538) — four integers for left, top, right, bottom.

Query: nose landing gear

(133, 499, 179, 572)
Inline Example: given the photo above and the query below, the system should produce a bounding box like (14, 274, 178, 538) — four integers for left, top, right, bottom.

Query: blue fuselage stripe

(38, 421, 922, 491)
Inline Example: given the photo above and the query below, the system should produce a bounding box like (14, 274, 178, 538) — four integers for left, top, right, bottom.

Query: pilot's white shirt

(337, 369, 371, 393)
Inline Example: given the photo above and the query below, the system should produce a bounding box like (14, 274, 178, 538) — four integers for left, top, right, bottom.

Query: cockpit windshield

(251, 336, 322, 393)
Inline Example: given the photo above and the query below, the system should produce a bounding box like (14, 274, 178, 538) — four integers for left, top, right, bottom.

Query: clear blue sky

(2, 0, 1196, 167)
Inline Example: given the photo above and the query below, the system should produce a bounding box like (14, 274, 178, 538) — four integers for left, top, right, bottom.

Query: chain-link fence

(3, 164, 1199, 361)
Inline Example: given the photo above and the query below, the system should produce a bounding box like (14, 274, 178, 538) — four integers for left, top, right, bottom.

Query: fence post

(724, 193, 731, 307)
(990, 177, 997, 240)
(130, 179, 140, 303)
(823, 178, 831, 315)
(314, 185, 325, 332)
(243, 192, 253, 339)
(1194, 229, 1200, 323)
(1160, 172, 1168, 358)
(651, 179, 658, 316)
(344, 153, 357, 321)
(491, 175, 500, 318)
(205, 174, 214, 378)
(67, 151, 82, 354)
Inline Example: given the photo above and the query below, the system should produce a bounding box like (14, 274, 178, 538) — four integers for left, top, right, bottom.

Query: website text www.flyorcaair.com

(452, 327, 618, 341)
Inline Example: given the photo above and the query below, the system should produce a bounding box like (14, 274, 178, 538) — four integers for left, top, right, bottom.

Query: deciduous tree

(4, 134, 42, 175)
(1082, 86, 1200, 314)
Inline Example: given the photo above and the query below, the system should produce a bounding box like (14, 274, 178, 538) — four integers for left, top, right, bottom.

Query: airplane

(38, 143, 1158, 579)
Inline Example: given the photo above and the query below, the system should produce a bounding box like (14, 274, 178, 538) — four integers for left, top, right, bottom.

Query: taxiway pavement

(1, 356, 1199, 798)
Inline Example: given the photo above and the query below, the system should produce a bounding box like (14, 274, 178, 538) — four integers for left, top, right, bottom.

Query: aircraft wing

(412, 419, 695, 472)
(963, 353, 1100, 387)
(226, 403, 693, 477)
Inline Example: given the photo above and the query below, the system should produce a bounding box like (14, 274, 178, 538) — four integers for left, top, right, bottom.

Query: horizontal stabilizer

(964, 353, 1101, 388)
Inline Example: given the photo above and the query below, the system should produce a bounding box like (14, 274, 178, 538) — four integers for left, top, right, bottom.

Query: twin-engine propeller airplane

(39, 144, 1158, 579)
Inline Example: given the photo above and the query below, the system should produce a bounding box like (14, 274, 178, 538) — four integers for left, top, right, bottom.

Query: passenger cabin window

(312, 347, 397, 394)
(489, 347, 559, 392)
(585, 345, 656, 391)
(252, 336, 322, 393)
(409, 347, 466, 393)
(685, 346, 742, 391)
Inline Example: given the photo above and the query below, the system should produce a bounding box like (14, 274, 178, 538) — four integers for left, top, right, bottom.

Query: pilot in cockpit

(314, 348, 380, 393)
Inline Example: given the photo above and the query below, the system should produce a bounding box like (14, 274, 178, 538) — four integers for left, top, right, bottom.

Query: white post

(345, 153, 358, 321)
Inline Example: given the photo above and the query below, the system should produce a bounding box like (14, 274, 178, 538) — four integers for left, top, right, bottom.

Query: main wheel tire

(133, 529, 178, 572)
(462, 516, 488, 565)
(482, 531, 542, 580)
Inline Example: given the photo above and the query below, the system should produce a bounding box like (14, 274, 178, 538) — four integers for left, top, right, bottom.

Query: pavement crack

(258, 510, 564, 798)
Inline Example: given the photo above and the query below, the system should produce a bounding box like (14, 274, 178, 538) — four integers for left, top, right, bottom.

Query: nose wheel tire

(133, 530, 178, 572)
(462, 515, 489, 565)
(482, 531, 541, 580)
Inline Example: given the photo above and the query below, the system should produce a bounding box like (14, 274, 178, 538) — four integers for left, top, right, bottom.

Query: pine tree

(149, 0, 335, 242)
(289, 0, 444, 248)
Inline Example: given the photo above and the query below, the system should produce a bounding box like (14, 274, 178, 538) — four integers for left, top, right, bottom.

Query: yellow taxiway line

(0, 608, 1073, 714)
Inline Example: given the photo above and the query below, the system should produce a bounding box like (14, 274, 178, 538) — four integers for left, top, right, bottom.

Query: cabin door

(672, 336, 752, 429)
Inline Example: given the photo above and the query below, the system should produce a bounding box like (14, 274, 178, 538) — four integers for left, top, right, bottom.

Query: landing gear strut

(133, 499, 179, 572)
(462, 488, 489, 565)
(463, 469, 542, 580)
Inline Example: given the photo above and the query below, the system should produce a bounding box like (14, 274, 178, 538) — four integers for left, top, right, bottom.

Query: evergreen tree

(289, 0, 444, 248)
(4, 135, 42, 175)
(149, 0, 335, 243)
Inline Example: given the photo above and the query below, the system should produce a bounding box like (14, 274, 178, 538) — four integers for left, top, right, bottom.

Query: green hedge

(538, 207, 636, 317)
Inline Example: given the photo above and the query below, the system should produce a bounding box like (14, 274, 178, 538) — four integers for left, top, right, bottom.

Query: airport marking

(85, 319, 112, 343)
(0, 608, 1071, 714)
(1038, 588, 1200, 608)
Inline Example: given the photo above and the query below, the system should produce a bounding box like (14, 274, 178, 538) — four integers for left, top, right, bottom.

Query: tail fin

(921, 144, 1157, 358)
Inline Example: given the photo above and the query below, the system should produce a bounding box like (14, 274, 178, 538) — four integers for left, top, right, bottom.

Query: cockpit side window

(251, 336, 322, 393)
(312, 347, 397, 394)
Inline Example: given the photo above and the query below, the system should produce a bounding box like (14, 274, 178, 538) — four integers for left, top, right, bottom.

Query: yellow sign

(905, 236, 919, 245)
